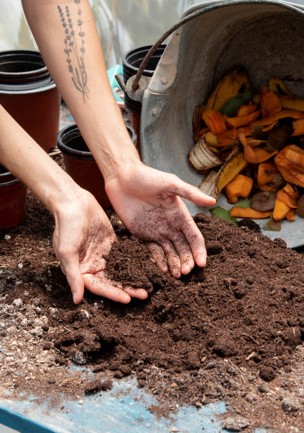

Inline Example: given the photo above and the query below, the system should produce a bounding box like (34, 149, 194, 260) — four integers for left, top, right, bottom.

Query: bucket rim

(181, 0, 304, 20)
(131, 0, 304, 93)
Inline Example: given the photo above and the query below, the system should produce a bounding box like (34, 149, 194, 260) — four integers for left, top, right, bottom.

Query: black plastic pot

(122, 44, 166, 113)
(57, 122, 137, 209)
(0, 165, 27, 229)
(0, 50, 61, 153)
(122, 45, 167, 86)
(122, 45, 166, 145)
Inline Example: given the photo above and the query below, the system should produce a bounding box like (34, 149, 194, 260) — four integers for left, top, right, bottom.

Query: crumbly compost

(0, 183, 303, 432)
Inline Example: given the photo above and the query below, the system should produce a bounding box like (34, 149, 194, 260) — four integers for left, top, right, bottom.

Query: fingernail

(72, 291, 80, 304)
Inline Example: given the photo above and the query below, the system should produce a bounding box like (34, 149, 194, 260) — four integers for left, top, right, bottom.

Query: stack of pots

(0, 165, 27, 230)
(57, 112, 137, 209)
(0, 50, 61, 153)
(122, 44, 166, 147)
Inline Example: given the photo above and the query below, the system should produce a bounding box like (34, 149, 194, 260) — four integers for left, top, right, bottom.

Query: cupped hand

(105, 162, 216, 278)
(51, 189, 148, 304)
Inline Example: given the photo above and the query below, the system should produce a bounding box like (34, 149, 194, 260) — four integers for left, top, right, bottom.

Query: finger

(83, 274, 132, 304)
(171, 231, 195, 275)
(182, 218, 207, 268)
(123, 287, 149, 300)
(69, 278, 85, 305)
(60, 257, 85, 304)
(146, 242, 168, 273)
(160, 240, 181, 278)
(170, 176, 216, 207)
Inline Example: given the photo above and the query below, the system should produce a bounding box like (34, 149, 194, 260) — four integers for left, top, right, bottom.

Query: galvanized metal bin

(140, 0, 304, 247)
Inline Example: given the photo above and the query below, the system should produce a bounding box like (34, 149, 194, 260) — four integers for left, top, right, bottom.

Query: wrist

(104, 157, 145, 188)
(97, 141, 141, 181)
(70, 101, 141, 181)
(37, 169, 86, 216)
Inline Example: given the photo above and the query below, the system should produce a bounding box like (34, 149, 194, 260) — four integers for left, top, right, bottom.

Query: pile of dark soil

(0, 173, 303, 433)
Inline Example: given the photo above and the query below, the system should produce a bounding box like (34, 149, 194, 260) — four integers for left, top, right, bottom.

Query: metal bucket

(139, 0, 304, 247)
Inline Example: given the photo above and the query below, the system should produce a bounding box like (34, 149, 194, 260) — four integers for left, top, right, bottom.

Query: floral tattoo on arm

(57, 0, 89, 101)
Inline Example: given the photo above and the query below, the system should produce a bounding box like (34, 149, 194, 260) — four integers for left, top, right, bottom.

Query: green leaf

(210, 206, 238, 224)
(233, 199, 251, 208)
(220, 89, 252, 117)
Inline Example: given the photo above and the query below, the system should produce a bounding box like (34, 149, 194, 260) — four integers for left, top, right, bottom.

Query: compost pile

(190, 66, 304, 227)
(0, 185, 304, 433)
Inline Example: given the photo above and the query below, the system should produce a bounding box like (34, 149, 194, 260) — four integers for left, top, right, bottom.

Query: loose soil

(0, 155, 303, 432)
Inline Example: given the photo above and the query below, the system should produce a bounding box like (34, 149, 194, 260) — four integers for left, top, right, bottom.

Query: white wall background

(0, 0, 205, 67)
(1, 1, 304, 66)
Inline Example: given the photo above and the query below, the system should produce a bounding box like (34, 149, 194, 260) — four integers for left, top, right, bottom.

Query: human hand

(52, 189, 148, 304)
(105, 162, 216, 278)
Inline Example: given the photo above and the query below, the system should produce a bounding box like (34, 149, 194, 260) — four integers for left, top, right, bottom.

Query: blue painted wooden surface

(0, 379, 225, 433)
(0, 379, 270, 433)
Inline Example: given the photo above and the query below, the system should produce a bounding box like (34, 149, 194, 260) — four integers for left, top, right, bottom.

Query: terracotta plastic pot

(122, 45, 166, 145)
(0, 165, 27, 229)
(57, 123, 137, 209)
(0, 50, 61, 153)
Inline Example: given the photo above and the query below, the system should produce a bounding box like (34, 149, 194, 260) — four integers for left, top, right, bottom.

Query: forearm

(21, 0, 140, 181)
(0, 105, 81, 214)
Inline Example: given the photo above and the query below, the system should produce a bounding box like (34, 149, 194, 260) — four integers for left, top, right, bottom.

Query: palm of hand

(105, 165, 214, 278)
(52, 192, 148, 304)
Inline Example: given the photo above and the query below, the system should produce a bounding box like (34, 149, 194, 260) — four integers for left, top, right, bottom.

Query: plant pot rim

(57, 124, 94, 160)
(0, 166, 10, 175)
(122, 44, 167, 76)
(57, 122, 137, 160)
(0, 178, 21, 188)
(0, 80, 56, 95)
(0, 49, 56, 95)
(0, 168, 21, 187)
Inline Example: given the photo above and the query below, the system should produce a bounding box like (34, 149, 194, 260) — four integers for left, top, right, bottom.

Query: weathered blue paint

(0, 378, 272, 433)
(0, 379, 228, 433)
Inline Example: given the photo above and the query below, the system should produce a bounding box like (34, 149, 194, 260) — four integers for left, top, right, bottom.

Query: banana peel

(204, 128, 239, 148)
(268, 77, 294, 97)
(193, 70, 304, 224)
(250, 108, 304, 130)
(268, 77, 304, 112)
(198, 170, 220, 198)
(199, 147, 248, 199)
(189, 137, 223, 172)
(216, 147, 248, 193)
(278, 95, 304, 112)
(205, 66, 251, 113)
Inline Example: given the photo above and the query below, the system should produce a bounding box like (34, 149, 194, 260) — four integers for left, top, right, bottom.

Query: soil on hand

(0, 185, 303, 433)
